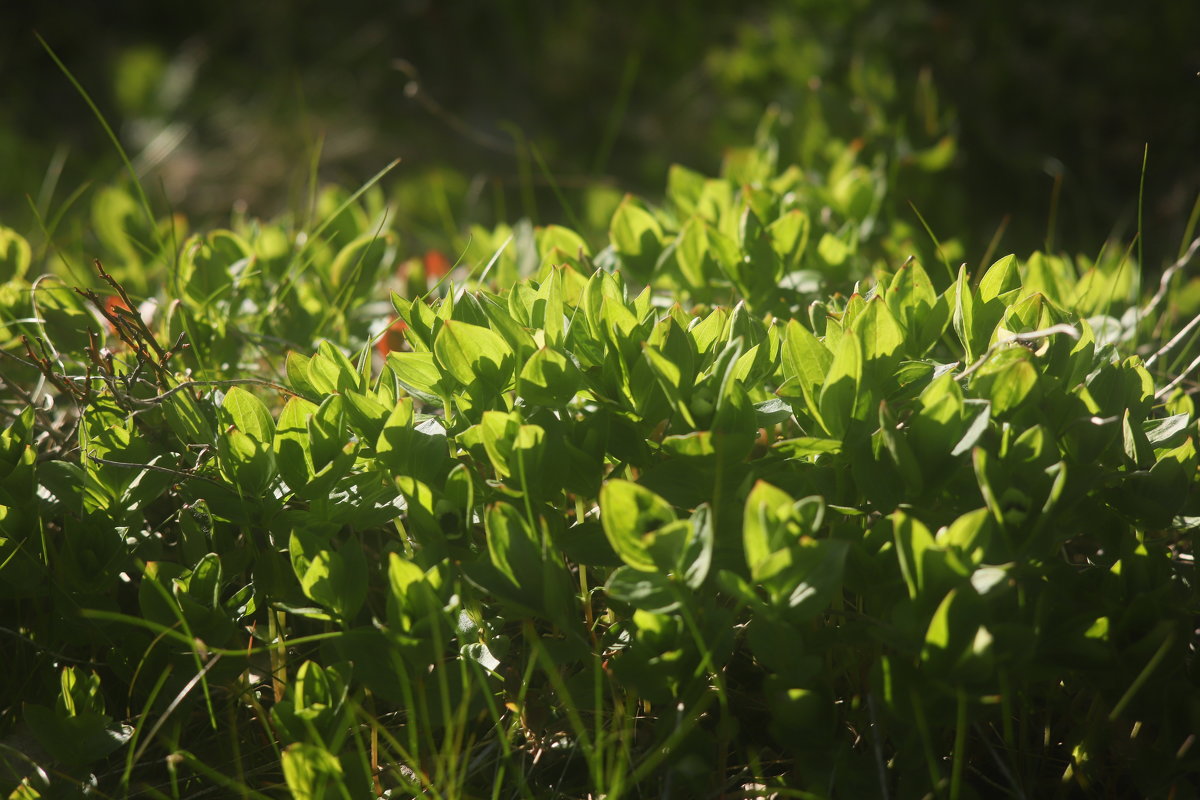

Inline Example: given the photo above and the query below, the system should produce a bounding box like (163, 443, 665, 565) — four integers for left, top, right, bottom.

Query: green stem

(910, 685, 943, 795)
(1109, 628, 1176, 722)
(523, 619, 602, 789)
(951, 684, 967, 800)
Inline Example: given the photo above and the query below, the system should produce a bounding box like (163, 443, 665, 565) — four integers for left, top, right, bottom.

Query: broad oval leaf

(386, 351, 447, 405)
(434, 319, 515, 394)
(599, 479, 677, 572)
(605, 566, 679, 613)
(610, 196, 665, 281)
(518, 347, 583, 407)
(222, 386, 275, 443)
(978, 254, 1020, 304)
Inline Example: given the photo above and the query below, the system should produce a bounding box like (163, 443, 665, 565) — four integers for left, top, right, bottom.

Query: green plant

(2, 125, 1199, 800)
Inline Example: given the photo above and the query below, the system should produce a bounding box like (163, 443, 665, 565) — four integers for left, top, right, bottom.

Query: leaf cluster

(0, 150, 1198, 799)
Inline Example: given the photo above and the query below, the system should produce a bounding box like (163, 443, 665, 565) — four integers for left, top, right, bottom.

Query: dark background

(3, 0, 1198, 269)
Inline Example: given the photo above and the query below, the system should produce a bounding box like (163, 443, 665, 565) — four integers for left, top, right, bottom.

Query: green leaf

(1022, 252, 1076, 306)
(937, 508, 994, 567)
(0, 226, 31, 283)
(675, 217, 712, 289)
(907, 373, 966, 477)
(854, 296, 905, 365)
(922, 588, 956, 655)
(733, 204, 783, 295)
(754, 398, 792, 426)
(682, 504, 715, 588)
(274, 396, 318, 492)
(967, 256, 1023, 360)
(286, 352, 322, 400)
(743, 480, 800, 581)
(1144, 413, 1192, 448)
(24, 704, 132, 768)
(189, 552, 223, 609)
(879, 400, 923, 494)
(780, 537, 849, 617)
(921, 588, 993, 680)
(978, 254, 1020, 303)
(485, 502, 543, 590)
(891, 510, 937, 600)
(162, 386, 214, 445)
(854, 296, 906, 401)
(1122, 408, 1154, 469)
(537, 224, 589, 270)
(950, 401, 991, 457)
(689, 306, 730, 356)
(307, 395, 348, 472)
(971, 447, 1007, 525)
(741, 481, 846, 618)
(780, 319, 831, 420)
(581, 267, 624, 339)
(386, 351, 448, 406)
(289, 529, 367, 624)
(767, 209, 809, 270)
(973, 348, 1039, 415)
(291, 660, 342, 719)
(34, 277, 94, 352)
(951, 264, 977, 362)
(650, 316, 698, 387)
(712, 372, 758, 464)
(434, 319, 516, 395)
(894, 261, 950, 355)
(221, 386, 275, 442)
(886, 259, 938, 330)
(642, 345, 697, 427)
(477, 411, 530, 480)
(536, 265, 568, 347)
(818, 328, 863, 438)
(815, 232, 850, 269)
(605, 566, 679, 613)
(1060, 316, 1096, 389)
(330, 231, 396, 302)
(518, 347, 583, 407)
(391, 293, 439, 352)
(666, 163, 707, 217)
(706, 223, 741, 276)
(91, 185, 148, 264)
(716, 568, 770, 613)
(610, 195, 665, 281)
(772, 436, 843, 459)
(387, 553, 435, 631)
(599, 479, 677, 572)
(379, 404, 448, 490)
(179, 230, 248, 305)
(218, 427, 275, 494)
(841, 293, 867, 331)
(341, 390, 390, 443)
(393, 475, 444, 551)
(281, 743, 345, 800)
(478, 291, 539, 361)
(312, 340, 364, 394)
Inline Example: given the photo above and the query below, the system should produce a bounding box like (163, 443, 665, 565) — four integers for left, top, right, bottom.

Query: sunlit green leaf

(434, 319, 515, 395)
(600, 479, 676, 572)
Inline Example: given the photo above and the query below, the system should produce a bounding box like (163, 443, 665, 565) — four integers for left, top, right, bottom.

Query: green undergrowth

(1, 139, 1199, 799)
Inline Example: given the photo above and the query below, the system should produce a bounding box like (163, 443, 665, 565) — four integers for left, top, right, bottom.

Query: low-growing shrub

(0, 148, 1197, 798)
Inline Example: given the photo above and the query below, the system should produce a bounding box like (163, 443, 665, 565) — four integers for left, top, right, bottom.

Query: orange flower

(376, 319, 408, 357)
(424, 249, 452, 280)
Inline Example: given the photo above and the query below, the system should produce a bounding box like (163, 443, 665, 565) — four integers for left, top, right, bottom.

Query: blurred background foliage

(3, 0, 1198, 270)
